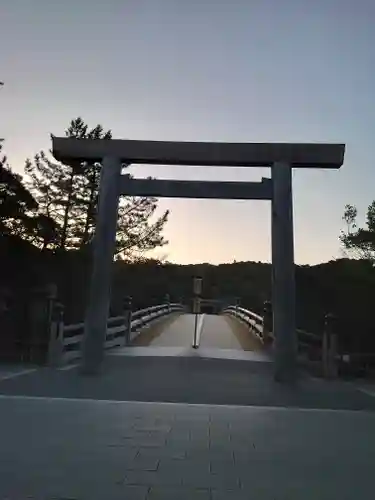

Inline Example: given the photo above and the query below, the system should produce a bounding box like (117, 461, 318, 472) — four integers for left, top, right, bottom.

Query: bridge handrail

(223, 305, 264, 342)
(223, 305, 321, 347)
(224, 304, 375, 376)
(233, 306, 263, 323)
(59, 303, 184, 364)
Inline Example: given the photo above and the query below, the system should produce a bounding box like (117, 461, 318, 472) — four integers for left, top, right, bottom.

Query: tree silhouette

(25, 117, 169, 259)
(0, 143, 58, 246)
(340, 202, 375, 262)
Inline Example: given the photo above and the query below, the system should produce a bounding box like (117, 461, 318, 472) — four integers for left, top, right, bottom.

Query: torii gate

(52, 138, 345, 382)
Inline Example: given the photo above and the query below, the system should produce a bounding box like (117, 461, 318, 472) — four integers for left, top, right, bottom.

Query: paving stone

(133, 421, 169, 429)
(147, 486, 211, 500)
(158, 458, 210, 476)
(0, 470, 149, 500)
(105, 438, 142, 450)
(123, 470, 183, 487)
(189, 428, 210, 440)
(139, 428, 172, 437)
(137, 446, 187, 460)
(127, 454, 160, 471)
(211, 490, 250, 500)
(186, 448, 235, 462)
(121, 485, 150, 499)
(210, 458, 238, 475)
(187, 420, 210, 430)
(209, 440, 235, 453)
(184, 437, 210, 450)
(166, 430, 191, 442)
(125, 434, 167, 448)
(209, 428, 232, 441)
(182, 471, 241, 489)
(209, 420, 231, 429)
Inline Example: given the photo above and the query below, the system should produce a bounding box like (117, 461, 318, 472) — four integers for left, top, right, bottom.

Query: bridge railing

(223, 305, 265, 342)
(222, 304, 337, 377)
(49, 302, 184, 366)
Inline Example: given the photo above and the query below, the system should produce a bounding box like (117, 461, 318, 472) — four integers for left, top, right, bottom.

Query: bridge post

(123, 296, 132, 345)
(235, 297, 240, 315)
(323, 313, 339, 379)
(165, 293, 171, 313)
(47, 301, 64, 367)
(271, 162, 297, 382)
(81, 157, 122, 374)
(29, 283, 58, 364)
(262, 300, 272, 345)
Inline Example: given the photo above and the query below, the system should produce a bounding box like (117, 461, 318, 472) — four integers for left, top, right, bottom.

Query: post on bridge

(123, 296, 132, 346)
(322, 313, 339, 379)
(80, 157, 122, 374)
(262, 300, 272, 345)
(192, 276, 202, 348)
(165, 293, 171, 313)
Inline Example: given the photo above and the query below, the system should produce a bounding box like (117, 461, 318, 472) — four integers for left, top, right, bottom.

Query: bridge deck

(132, 313, 263, 351)
(200, 314, 263, 350)
(133, 313, 195, 347)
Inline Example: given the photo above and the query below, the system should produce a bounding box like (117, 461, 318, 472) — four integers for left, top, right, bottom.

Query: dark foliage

(25, 117, 169, 259)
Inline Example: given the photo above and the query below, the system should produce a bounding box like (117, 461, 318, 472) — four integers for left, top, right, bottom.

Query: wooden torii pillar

(52, 138, 345, 381)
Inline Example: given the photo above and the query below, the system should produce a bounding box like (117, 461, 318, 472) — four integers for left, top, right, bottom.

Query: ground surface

(1, 355, 375, 410)
(1, 313, 374, 499)
(1, 395, 374, 499)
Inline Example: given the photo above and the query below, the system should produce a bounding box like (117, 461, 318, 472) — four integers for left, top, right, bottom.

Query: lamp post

(192, 276, 202, 348)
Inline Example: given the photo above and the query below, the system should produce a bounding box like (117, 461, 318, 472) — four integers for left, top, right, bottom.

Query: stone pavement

(1, 356, 375, 410)
(0, 395, 374, 499)
(1, 324, 375, 499)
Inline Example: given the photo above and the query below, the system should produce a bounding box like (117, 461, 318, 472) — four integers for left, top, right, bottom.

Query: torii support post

(271, 162, 297, 382)
(81, 157, 122, 375)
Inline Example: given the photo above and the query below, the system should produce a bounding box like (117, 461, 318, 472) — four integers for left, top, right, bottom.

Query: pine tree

(69, 122, 112, 247)
(25, 118, 169, 259)
(25, 117, 91, 249)
(0, 146, 36, 236)
(116, 192, 169, 261)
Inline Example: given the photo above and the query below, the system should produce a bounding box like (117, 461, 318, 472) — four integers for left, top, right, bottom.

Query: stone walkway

(1, 396, 374, 499)
(1, 313, 375, 499)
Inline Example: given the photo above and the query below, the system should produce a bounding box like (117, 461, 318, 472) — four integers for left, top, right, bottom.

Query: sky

(1, 0, 374, 265)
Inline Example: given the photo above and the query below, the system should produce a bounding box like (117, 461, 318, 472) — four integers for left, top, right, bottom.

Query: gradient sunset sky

(1, 0, 374, 265)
